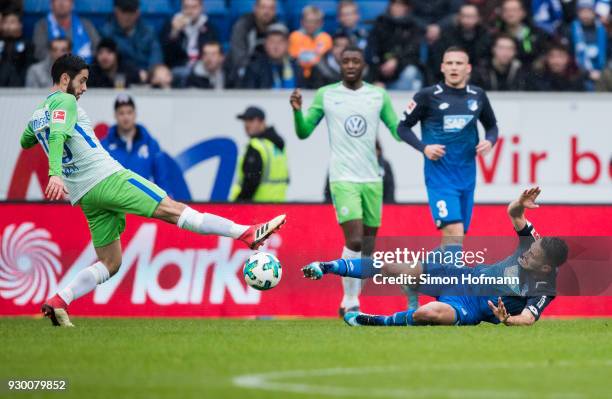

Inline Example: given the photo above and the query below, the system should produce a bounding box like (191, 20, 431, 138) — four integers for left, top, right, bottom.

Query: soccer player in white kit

(290, 45, 404, 315)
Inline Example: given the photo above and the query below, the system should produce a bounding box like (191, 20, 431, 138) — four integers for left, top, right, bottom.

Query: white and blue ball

(243, 252, 282, 291)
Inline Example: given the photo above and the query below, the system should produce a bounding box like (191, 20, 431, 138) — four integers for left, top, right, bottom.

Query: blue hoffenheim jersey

(401, 83, 497, 190)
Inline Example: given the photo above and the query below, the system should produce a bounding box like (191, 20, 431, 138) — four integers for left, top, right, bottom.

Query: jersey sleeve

(20, 124, 37, 149)
(293, 88, 325, 139)
(399, 90, 428, 128)
(380, 90, 401, 142)
(49, 93, 77, 138)
(515, 220, 540, 253)
(47, 94, 77, 176)
(478, 92, 499, 146)
(524, 295, 554, 321)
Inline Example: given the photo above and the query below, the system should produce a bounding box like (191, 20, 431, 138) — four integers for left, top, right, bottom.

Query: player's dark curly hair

(540, 237, 569, 268)
(51, 54, 89, 84)
(341, 45, 364, 58)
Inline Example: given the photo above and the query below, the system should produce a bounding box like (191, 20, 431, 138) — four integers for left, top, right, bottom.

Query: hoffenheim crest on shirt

(344, 115, 367, 137)
(467, 99, 479, 111)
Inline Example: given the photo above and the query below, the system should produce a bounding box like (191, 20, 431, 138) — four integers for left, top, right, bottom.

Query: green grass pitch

(1, 317, 611, 399)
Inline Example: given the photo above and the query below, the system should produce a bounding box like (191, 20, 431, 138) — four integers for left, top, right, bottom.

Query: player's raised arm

(507, 187, 541, 231)
(291, 88, 324, 140)
(20, 124, 38, 149)
(476, 92, 499, 156)
(397, 92, 446, 160)
(379, 90, 401, 142)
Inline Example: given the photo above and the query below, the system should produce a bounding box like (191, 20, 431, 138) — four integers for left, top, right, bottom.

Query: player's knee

(442, 223, 464, 238)
(413, 308, 443, 324)
(99, 257, 121, 276)
(345, 238, 363, 252)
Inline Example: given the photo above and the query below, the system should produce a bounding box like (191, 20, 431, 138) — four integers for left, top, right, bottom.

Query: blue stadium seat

(206, 0, 231, 44)
(23, 0, 49, 13)
(75, 0, 113, 13)
(140, 0, 173, 14)
(356, 1, 387, 24)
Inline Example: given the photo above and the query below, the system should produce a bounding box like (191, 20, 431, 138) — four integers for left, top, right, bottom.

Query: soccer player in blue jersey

(398, 46, 499, 244)
(302, 187, 570, 327)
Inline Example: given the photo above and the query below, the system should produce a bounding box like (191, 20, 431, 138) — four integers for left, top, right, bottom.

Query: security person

(231, 106, 289, 202)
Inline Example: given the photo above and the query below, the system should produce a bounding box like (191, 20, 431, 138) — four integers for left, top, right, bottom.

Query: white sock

(57, 262, 110, 305)
(177, 207, 248, 238)
(341, 246, 362, 309)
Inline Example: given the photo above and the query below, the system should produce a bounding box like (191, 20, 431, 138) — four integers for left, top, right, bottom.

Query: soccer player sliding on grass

(20, 54, 286, 327)
(302, 187, 569, 326)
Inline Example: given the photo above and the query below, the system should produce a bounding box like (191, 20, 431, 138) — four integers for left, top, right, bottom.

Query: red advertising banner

(1, 203, 611, 317)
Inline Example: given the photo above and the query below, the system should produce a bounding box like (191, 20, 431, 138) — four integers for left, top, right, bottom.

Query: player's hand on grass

(424, 144, 446, 161)
(488, 297, 510, 324)
(518, 186, 541, 209)
(476, 140, 493, 156)
(290, 89, 302, 111)
(45, 176, 67, 201)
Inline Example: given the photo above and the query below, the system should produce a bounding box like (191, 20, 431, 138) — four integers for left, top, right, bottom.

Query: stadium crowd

(1, 0, 612, 91)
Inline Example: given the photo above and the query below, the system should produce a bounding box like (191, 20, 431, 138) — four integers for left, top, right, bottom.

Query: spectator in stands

(230, 106, 289, 202)
(596, 67, 612, 90)
(241, 23, 302, 89)
(26, 37, 70, 88)
(367, 0, 424, 90)
(471, 34, 528, 91)
(495, 0, 551, 67)
(88, 38, 141, 88)
(309, 32, 351, 89)
(0, 7, 34, 87)
(228, 0, 278, 79)
(562, 0, 608, 85)
(336, 0, 368, 50)
(532, 0, 565, 34)
(102, 94, 173, 195)
(184, 41, 228, 89)
(32, 0, 99, 63)
(289, 6, 332, 79)
(102, 0, 162, 80)
(527, 44, 587, 91)
(149, 64, 174, 89)
(411, 0, 462, 45)
(430, 4, 492, 81)
(161, 0, 218, 76)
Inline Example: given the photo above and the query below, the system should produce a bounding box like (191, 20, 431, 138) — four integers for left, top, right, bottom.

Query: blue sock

(384, 309, 417, 326)
(322, 258, 378, 279)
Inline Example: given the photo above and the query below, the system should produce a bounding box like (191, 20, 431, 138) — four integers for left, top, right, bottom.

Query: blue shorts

(426, 186, 475, 232)
(438, 296, 495, 326)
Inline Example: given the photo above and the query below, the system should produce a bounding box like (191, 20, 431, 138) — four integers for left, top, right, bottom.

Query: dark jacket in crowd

(183, 61, 229, 89)
(471, 59, 529, 91)
(235, 126, 285, 201)
(160, 15, 219, 68)
(241, 53, 303, 89)
(494, 20, 551, 67)
(101, 17, 163, 70)
(308, 52, 341, 88)
(88, 60, 141, 88)
(228, 12, 279, 74)
(526, 65, 587, 91)
(0, 37, 34, 86)
(336, 26, 369, 50)
(366, 13, 423, 83)
(411, 0, 463, 28)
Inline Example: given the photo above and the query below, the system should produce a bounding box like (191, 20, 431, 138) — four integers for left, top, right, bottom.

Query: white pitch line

(232, 361, 612, 399)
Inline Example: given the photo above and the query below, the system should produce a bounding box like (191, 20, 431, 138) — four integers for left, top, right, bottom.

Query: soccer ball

(243, 252, 282, 291)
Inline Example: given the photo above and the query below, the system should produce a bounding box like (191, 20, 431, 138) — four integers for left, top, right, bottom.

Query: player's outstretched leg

(343, 309, 418, 327)
(301, 257, 379, 280)
(42, 241, 121, 327)
(153, 197, 285, 249)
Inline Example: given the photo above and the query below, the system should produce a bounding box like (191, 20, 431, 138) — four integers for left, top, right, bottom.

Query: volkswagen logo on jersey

(443, 115, 474, 132)
(344, 115, 367, 137)
(468, 99, 479, 111)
